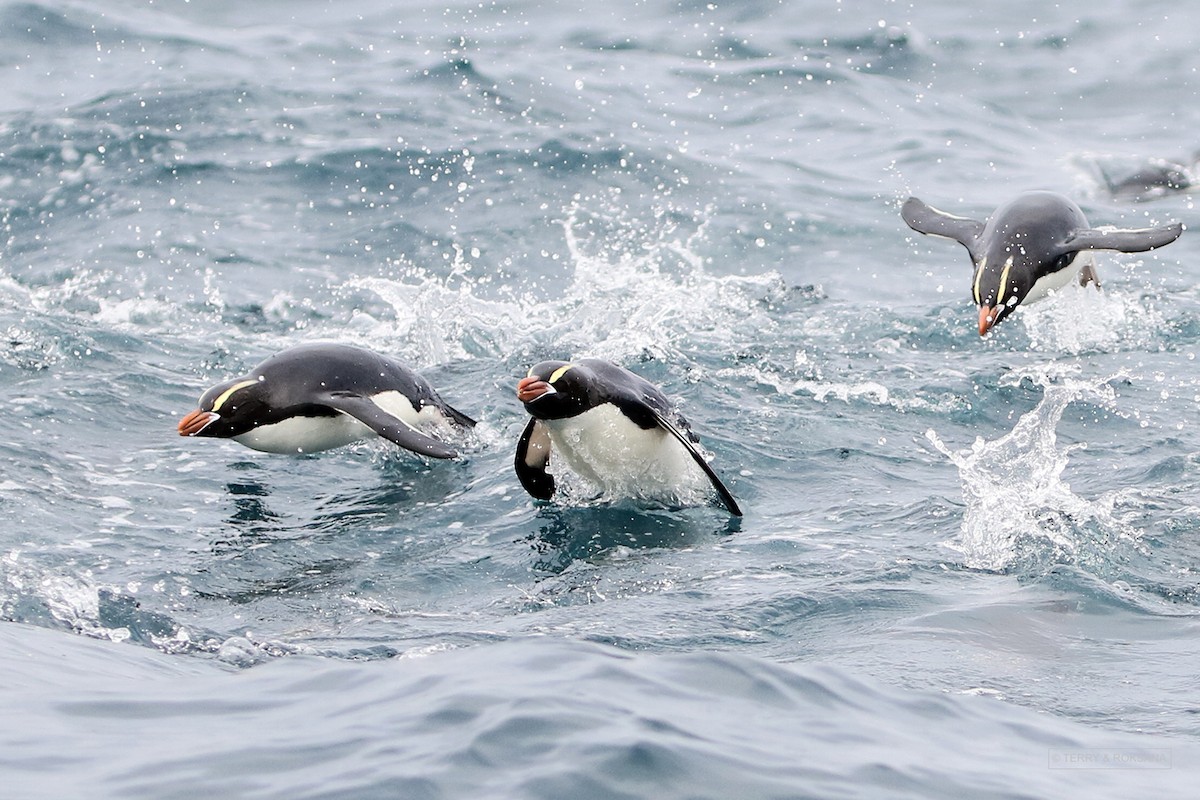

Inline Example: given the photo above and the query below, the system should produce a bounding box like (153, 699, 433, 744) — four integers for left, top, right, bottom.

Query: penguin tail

(442, 403, 477, 428)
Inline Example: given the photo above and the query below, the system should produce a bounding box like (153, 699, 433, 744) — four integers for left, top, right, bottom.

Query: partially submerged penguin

(901, 191, 1183, 335)
(514, 359, 742, 516)
(178, 343, 475, 457)
(1094, 151, 1200, 202)
(1103, 160, 1193, 202)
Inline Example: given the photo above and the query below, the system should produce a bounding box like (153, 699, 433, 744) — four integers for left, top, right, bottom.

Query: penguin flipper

(514, 417, 555, 500)
(648, 409, 743, 517)
(1064, 223, 1183, 253)
(319, 393, 460, 459)
(901, 197, 985, 255)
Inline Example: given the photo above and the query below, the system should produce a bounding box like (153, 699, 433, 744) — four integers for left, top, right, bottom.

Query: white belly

(544, 404, 704, 501)
(234, 414, 375, 454)
(233, 392, 452, 455)
(1024, 253, 1093, 304)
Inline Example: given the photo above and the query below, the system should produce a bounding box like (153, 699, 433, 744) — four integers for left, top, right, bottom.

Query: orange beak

(517, 376, 553, 404)
(978, 305, 997, 337)
(178, 409, 217, 437)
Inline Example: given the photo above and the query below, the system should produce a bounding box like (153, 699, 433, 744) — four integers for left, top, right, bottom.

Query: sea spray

(926, 372, 1141, 571)
(1018, 280, 1166, 355)
(345, 191, 781, 366)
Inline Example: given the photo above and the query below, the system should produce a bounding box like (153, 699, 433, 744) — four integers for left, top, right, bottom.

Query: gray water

(2, 1, 1199, 797)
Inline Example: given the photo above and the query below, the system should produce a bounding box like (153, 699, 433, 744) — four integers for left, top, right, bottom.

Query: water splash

(0, 550, 128, 642)
(344, 193, 782, 366)
(926, 372, 1141, 571)
(1018, 280, 1166, 355)
(550, 195, 781, 363)
(345, 272, 526, 366)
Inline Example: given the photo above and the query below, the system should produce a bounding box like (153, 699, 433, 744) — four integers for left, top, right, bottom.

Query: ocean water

(2, 0, 1200, 797)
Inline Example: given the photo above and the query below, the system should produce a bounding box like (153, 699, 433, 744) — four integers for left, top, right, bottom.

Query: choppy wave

(2, 628, 1193, 800)
(4, 0, 1200, 796)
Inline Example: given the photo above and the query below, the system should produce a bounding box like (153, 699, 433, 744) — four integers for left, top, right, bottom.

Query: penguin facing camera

(901, 191, 1183, 335)
(514, 358, 742, 516)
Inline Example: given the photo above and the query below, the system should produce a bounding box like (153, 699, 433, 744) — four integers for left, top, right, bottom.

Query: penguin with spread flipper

(901, 191, 1183, 335)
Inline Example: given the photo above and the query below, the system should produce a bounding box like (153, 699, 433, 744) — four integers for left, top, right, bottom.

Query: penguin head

(178, 376, 270, 439)
(516, 361, 597, 420)
(972, 247, 1078, 336)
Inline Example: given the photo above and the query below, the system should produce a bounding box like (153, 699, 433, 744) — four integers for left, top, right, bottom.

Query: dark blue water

(3, 1, 1200, 796)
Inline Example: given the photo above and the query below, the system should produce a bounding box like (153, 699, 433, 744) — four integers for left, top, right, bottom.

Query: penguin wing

(514, 417, 556, 500)
(642, 406, 743, 517)
(901, 197, 985, 257)
(318, 392, 460, 459)
(1063, 222, 1183, 253)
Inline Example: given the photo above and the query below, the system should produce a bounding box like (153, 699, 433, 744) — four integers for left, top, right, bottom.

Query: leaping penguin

(178, 343, 475, 457)
(514, 359, 742, 516)
(901, 191, 1183, 335)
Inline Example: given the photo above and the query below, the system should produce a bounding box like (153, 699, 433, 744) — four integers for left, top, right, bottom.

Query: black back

(193, 343, 474, 456)
(249, 343, 447, 410)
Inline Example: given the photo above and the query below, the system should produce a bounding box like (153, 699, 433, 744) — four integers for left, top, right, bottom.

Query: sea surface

(2, 0, 1200, 797)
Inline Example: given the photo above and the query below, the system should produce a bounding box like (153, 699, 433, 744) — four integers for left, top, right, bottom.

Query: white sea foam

(94, 296, 175, 328)
(725, 352, 971, 416)
(0, 550, 130, 641)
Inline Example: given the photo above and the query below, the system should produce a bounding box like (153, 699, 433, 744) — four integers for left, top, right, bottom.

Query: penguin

(1097, 152, 1199, 202)
(514, 358, 742, 516)
(178, 343, 475, 457)
(901, 191, 1183, 335)
(1103, 161, 1192, 202)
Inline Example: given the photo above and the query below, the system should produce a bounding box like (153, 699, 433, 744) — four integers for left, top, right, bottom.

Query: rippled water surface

(3, 1, 1200, 797)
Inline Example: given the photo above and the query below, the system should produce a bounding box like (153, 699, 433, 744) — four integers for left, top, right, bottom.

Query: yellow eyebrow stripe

(995, 257, 1014, 306)
(211, 379, 258, 412)
(972, 257, 987, 305)
(549, 364, 574, 384)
